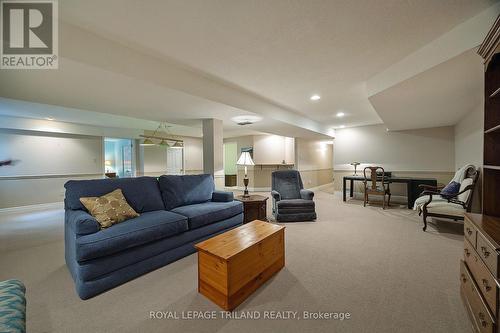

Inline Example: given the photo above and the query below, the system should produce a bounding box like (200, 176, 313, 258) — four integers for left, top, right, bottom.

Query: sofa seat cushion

(426, 201, 466, 217)
(172, 201, 243, 230)
(76, 210, 188, 261)
(277, 199, 315, 214)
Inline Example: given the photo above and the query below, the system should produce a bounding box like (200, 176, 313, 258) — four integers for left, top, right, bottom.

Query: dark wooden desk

(342, 175, 437, 209)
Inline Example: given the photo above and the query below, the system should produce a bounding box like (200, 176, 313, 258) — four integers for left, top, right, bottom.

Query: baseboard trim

(234, 182, 334, 193)
(336, 190, 408, 204)
(309, 182, 334, 191)
(0, 202, 63, 214)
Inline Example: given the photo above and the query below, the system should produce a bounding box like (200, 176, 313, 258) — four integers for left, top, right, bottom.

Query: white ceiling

(369, 49, 484, 130)
(58, 0, 495, 127)
(0, 0, 498, 136)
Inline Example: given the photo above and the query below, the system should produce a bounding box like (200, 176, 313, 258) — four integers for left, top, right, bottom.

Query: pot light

(310, 94, 321, 101)
(339, 125, 345, 128)
(45, 117, 54, 121)
(336, 112, 345, 118)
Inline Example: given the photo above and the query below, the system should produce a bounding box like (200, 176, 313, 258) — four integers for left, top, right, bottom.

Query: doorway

(104, 138, 135, 178)
(166, 147, 183, 175)
(223, 142, 237, 187)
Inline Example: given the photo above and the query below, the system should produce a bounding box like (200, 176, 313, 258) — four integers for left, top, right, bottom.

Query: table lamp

(350, 162, 360, 176)
(237, 151, 255, 197)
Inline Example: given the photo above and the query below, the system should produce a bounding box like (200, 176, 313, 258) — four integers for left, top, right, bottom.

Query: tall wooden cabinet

(461, 15, 500, 333)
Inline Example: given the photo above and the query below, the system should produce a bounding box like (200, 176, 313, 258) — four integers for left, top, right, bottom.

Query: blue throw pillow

(440, 181, 460, 196)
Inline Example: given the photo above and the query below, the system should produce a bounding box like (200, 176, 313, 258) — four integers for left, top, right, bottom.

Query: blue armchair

(271, 170, 316, 222)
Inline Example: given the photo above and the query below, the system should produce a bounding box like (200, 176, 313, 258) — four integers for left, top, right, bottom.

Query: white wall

(454, 103, 483, 170)
(0, 129, 102, 176)
(296, 138, 333, 171)
(183, 137, 203, 173)
(0, 129, 103, 209)
(295, 138, 334, 188)
(253, 135, 295, 165)
(454, 103, 484, 213)
(141, 136, 204, 177)
(142, 145, 167, 176)
(333, 124, 456, 197)
(334, 124, 455, 172)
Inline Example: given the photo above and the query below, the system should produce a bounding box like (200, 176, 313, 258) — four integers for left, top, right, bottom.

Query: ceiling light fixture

(140, 122, 183, 147)
(336, 112, 345, 118)
(140, 138, 155, 146)
(171, 141, 184, 149)
(231, 115, 262, 126)
(310, 94, 321, 101)
(45, 117, 54, 121)
(339, 125, 345, 129)
(158, 139, 170, 147)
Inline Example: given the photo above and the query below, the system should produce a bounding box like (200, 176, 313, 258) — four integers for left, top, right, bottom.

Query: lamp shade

(158, 139, 170, 147)
(140, 138, 155, 146)
(236, 152, 255, 166)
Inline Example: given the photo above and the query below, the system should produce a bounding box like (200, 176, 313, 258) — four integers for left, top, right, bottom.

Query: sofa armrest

(0, 279, 26, 333)
(300, 189, 314, 200)
(65, 209, 100, 235)
(212, 190, 234, 202)
(271, 190, 281, 201)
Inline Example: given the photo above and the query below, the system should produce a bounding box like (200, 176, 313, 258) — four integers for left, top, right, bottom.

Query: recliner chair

(271, 170, 316, 222)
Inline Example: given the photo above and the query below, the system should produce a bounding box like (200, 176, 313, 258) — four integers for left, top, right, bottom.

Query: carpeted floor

(0, 188, 470, 333)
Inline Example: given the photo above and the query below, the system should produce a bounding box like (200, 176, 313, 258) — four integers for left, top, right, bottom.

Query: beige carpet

(0, 188, 470, 333)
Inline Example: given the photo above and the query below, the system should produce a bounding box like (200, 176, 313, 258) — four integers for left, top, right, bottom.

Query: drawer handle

(466, 227, 473, 236)
(464, 248, 470, 257)
(481, 246, 491, 258)
(461, 273, 467, 283)
(478, 312, 488, 327)
(482, 279, 492, 292)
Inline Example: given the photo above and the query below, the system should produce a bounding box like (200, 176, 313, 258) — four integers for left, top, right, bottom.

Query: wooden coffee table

(195, 220, 285, 310)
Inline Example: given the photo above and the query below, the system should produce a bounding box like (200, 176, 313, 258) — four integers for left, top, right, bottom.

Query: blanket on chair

(413, 164, 475, 212)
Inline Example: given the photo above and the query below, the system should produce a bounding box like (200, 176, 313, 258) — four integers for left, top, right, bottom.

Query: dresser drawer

(461, 260, 496, 333)
(465, 240, 499, 314)
(465, 218, 477, 248)
(477, 233, 500, 278)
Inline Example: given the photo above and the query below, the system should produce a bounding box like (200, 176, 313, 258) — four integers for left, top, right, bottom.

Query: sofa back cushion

(64, 177, 165, 213)
(158, 174, 214, 210)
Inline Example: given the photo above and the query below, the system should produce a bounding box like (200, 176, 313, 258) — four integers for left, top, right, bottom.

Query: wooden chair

(363, 166, 391, 209)
(419, 166, 479, 231)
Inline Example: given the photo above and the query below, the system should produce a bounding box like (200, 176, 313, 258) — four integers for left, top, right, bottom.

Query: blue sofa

(64, 174, 243, 299)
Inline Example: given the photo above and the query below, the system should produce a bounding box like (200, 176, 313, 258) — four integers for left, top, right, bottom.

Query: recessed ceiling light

(336, 112, 345, 118)
(310, 94, 321, 101)
(339, 125, 345, 128)
(45, 117, 54, 121)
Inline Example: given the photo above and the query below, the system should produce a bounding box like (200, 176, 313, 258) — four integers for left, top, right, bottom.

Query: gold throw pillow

(79, 189, 139, 229)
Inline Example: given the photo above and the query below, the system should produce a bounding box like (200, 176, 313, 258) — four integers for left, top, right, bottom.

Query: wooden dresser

(463, 16, 500, 333)
(461, 213, 500, 333)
